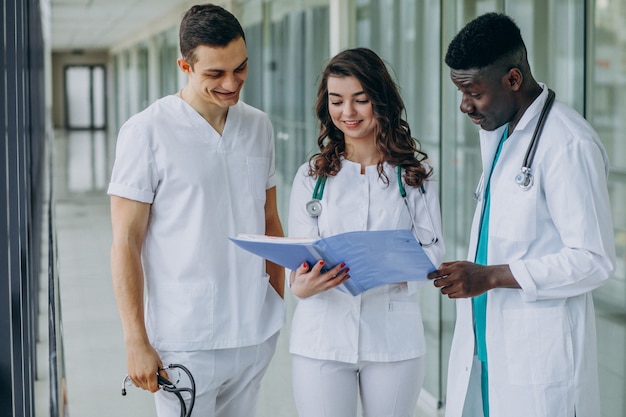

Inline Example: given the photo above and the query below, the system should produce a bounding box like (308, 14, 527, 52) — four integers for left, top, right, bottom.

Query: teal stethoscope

(306, 165, 438, 247)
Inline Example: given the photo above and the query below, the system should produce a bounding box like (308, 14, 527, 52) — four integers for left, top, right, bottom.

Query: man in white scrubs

(428, 13, 615, 417)
(108, 4, 285, 417)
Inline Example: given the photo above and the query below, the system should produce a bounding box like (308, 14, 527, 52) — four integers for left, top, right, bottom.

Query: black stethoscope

(122, 364, 196, 417)
(474, 88, 555, 200)
(306, 165, 438, 247)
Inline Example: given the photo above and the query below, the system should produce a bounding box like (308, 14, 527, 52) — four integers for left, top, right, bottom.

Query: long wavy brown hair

(310, 48, 431, 187)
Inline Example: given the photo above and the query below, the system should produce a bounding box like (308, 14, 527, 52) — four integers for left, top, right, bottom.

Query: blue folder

(229, 229, 436, 296)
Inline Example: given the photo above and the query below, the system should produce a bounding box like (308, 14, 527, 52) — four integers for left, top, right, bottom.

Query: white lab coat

(288, 159, 445, 363)
(445, 86, 615, 417)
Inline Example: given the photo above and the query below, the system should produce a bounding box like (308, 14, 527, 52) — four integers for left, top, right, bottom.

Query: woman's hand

(290, 260, 350, 298)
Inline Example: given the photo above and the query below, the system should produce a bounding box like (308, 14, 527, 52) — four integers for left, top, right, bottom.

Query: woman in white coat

(287, 48, 445, 417)
(429, 13, 615, 417)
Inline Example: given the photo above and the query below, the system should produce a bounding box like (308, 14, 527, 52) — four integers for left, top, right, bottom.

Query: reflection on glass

(67, 131, 108, 193)
(66, 67, 91, 127)
(355, 0, 447, 402)
(93, 66, 106, 127)
(65, 65, 106, 129)
(590, 4, 626, 417)
(240, 2, 330, 221)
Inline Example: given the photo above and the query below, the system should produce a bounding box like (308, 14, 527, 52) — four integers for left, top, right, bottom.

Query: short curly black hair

(445, 12, 525, 70)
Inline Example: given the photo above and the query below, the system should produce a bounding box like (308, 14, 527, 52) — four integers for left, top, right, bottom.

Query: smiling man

(428, 12, 615, 417)
(108, 4, 285, 417)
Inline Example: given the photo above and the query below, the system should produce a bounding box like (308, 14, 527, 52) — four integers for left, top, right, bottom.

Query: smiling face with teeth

(326, 75, 378, 146)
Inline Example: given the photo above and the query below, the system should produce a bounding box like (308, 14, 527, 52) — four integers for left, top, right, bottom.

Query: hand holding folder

(229, 229, 435, 296)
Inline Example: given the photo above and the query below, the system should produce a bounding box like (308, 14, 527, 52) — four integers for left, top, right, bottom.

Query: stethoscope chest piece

(306, 199, 323, 217)
(307, 175, 327, 217)
(514, 88, 555, 191)
(515, 167, 533, 191)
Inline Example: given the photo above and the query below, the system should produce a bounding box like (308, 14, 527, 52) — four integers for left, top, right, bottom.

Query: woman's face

(327, 75, 378, 145)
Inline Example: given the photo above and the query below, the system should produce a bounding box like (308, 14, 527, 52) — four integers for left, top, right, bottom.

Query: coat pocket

(502, 306, 574, 385)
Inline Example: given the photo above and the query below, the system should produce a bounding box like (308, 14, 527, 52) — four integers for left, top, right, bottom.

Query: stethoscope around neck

(474, 88, 555, 200)
(306, 166, 438, 247)
(515, 88, 556, 190)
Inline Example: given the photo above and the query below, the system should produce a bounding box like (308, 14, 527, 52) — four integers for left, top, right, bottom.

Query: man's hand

(126, 341, 168, 393)
(427, 261, 519, 298)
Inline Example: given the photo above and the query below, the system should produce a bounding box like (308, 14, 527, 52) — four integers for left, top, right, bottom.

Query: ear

(504, 68, 523, 92)
(177, 58, 192, 75)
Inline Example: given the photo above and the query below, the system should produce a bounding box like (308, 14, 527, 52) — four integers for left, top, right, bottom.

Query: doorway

(64, 65, 106, 130)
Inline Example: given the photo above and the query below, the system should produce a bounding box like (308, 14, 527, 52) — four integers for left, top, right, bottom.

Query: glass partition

(239, 0, 331, 221)
(64, 65, 106, 129)
(355, 0, 449, 405)
(588, 2, 626, 416)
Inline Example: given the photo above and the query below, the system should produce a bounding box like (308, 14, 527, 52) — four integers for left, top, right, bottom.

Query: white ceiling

(50, 0, 196, 51)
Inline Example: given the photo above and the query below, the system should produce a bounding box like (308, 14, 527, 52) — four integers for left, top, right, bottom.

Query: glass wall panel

(240, 0, 330, 221)
(137, 44, 150, 111)
(590, 0, 626, 309)
(355, 0, 448, 404)
(93, 66, 106, 127)
(157, 29, 179, 97)
(65, 65, 106, 129)
(65, 66, 91, 127)
(588, 2, 626, 416)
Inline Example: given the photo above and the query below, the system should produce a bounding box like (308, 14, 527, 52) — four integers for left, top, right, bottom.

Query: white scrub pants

(292, 354, 425, 417)
(155, 332, 279, 417)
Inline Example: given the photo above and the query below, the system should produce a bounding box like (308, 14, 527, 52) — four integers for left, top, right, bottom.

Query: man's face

(181, 37, 248, 109)
(450, 67, 515, 131)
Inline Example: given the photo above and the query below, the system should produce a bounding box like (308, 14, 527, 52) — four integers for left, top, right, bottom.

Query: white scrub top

(288, 159, 445, 363)
(445, 85, 615, 417)
(108, 96, 285, 351)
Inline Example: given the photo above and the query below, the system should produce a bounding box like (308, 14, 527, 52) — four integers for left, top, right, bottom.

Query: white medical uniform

(288, 159, 445, 416)
(445, 85, 615, 417)
(108, 95, 285, 415)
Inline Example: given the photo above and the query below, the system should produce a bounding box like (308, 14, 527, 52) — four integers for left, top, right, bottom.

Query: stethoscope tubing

(515, 88, 556, 190)
(122, 363, 196, 417)
(474, 88, 556, 199)
(306, 166, 438, 247)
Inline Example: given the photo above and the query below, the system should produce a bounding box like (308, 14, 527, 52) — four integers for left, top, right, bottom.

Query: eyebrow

(328, 90, 366, 98)
(204, 57, 249, 73)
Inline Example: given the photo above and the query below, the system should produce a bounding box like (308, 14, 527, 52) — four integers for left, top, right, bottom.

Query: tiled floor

(38, 129, 625, 417)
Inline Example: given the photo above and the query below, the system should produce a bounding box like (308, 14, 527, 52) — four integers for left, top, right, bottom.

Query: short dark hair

(445, 12, 526, 71)
(179, 4, 246, 67)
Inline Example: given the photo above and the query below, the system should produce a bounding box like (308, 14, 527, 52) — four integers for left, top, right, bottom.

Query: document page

(230, 229, 436, 296)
